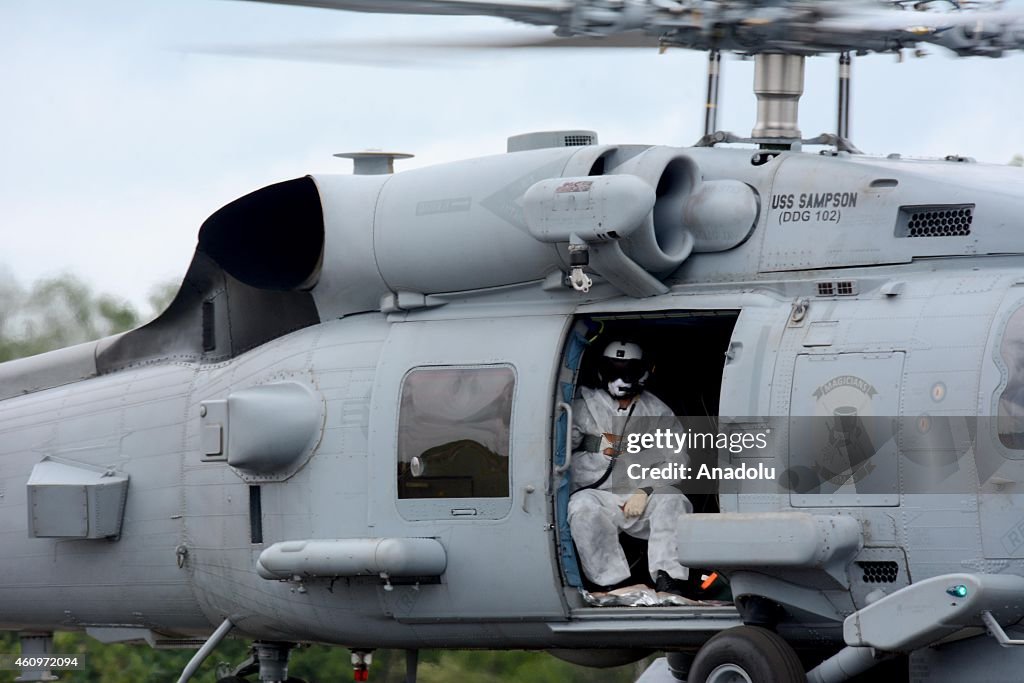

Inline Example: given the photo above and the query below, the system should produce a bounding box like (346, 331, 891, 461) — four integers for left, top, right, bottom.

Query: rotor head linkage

(703, 50, 722, 139)
(837, 51, 853, 141)
(751, 53, 805, 141)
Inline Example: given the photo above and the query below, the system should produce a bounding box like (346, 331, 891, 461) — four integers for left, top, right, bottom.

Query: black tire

(690, 626, 806, 683)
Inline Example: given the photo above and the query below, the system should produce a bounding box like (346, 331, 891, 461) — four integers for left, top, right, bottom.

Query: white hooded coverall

(568, 386, 692, 588)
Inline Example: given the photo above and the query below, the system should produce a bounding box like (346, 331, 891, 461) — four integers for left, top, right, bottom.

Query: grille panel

(896, 204, 974, 238)
(815, 280, 857, 297)
(563, 135, 594, 147)
(857, 560, 899, 583)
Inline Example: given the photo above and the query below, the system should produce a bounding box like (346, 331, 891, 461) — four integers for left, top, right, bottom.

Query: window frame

(395, 363, 517, 521)
(995, 300, 1024, 455)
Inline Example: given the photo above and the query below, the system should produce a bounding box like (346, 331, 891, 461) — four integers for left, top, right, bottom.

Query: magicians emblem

(812, 375, 879, 485)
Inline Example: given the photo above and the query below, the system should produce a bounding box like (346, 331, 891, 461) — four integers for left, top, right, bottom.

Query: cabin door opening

(553, 311, 739, 592)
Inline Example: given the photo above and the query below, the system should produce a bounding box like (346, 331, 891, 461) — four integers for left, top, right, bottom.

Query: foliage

(0, 274, 652, 682)
(0, 630, 650, 682)
(0, 270, 177, 363)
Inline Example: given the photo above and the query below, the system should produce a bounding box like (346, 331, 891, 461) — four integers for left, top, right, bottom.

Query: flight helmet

(597, 341, 650, 399)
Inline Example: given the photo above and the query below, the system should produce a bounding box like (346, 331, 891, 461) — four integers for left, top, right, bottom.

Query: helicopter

(5, 1, 1024, 682)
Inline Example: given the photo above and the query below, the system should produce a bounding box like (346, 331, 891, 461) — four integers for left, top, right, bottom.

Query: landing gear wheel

(689, 626, 805, 683)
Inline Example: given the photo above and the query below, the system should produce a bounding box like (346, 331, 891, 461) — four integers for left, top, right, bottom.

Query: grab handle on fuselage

(982, 611, 1024, 647)
(554, 402, 573, 475)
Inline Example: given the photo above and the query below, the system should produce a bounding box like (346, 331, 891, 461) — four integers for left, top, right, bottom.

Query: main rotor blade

(182, 29, 659, 67)
(388, 30, 659, 48)
(233, 0, 570, 25)
(229, 0, 1024, 57)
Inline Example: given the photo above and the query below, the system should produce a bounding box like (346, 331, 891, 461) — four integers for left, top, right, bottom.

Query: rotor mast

(748, 51, 858, 150)
(697, 50, 859, 153)
(750, 53, 805, 141)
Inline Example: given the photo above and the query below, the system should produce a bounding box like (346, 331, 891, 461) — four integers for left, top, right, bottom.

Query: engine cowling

(197, 145, 759, 319)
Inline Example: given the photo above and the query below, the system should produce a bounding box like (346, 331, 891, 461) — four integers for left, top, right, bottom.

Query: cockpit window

(998, 306, 1024, 449)
(397, 366, 514, 499)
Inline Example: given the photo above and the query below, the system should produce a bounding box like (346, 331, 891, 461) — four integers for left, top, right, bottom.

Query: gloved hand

(600, 432, 621, 456)
(622, 489, 649, 518)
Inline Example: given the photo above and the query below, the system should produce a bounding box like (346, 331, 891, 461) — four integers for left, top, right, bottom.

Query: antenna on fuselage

(334, 150, 414, 175)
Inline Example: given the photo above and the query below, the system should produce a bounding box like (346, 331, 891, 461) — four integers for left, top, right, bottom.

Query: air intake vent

(507, 130, 598, 153)
(896, 204, 974, 238)
(857, 560, 899, 583)
(816, 280, 858, 297)
(563, 134, 594, 147)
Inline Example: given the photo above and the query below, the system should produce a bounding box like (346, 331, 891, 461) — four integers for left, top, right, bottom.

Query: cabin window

(397, 366, 514, 499)
(998, 306, 1024, 449)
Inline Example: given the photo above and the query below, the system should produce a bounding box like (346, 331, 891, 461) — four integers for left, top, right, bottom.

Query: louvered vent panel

(896, 204, 974, 238)
(857, 560, 899, 583)
(563, 135, 594, 147)
(815, 281, 857, 297)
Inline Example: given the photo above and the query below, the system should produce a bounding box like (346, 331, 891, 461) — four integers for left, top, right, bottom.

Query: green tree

(0, 271, 141, 362)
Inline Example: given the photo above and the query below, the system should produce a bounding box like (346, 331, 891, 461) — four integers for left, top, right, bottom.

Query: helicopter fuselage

(2, 145, 1024, 676)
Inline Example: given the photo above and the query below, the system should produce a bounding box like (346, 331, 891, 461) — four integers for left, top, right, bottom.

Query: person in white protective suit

(568, 340, 693, 595)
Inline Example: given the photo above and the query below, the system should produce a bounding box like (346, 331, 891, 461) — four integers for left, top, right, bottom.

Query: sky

(2, 0, 1024, 312)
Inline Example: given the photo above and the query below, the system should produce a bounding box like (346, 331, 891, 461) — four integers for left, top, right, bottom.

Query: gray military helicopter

(5, 1, 1024, 681)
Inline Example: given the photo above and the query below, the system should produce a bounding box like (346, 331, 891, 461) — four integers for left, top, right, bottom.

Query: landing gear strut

(15, 632, 58, 682)
(215, 641, 307, 683)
